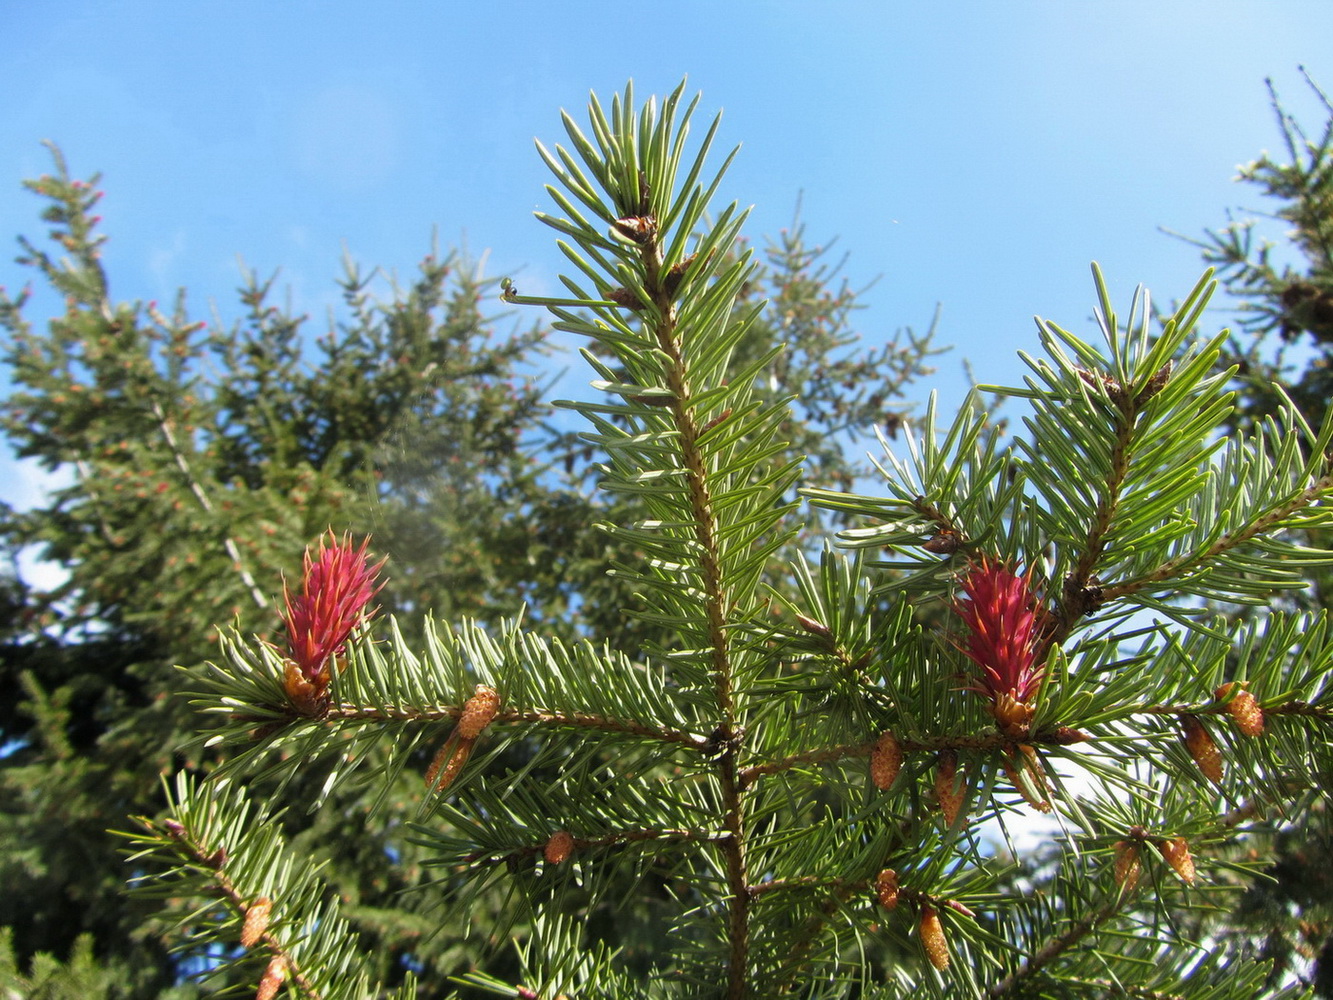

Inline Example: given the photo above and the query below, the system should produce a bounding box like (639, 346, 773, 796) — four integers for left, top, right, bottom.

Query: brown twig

(738, 726, 1088, 788)
(984, 900, 1122, 998)
(321, 703, 713, 751)
(157, 818, 319, 999)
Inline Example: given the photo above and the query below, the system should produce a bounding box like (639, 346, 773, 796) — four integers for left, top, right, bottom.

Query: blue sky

(3, 2, 1333, 519)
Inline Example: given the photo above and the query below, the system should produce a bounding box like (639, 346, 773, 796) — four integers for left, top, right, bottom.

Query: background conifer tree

(117, 82, 1333, 999)
(0, 127, 935, 992)
(1174, 70, 1333, 994)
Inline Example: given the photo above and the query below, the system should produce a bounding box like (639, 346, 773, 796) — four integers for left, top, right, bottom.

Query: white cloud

(147, 228, 189, 294)
(1, 450, 70, 512)
(2, 450, 72, 591)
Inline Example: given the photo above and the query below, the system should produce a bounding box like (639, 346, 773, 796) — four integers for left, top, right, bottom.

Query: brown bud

(282, 660, 327, 717)
(935, 751, 966, 827)
(1046, 726, 1090, 745)
(612, 214, 657, 244)
(794, 611, 832, 638)
(921, 530, 960, 555)
(1003, 744, 1052, 812)
(457, 684, 501, 740)
(255, 956, 287, 1000)
(1158, 836, 1197, 886)
(940, 897, 977, 919)
(918, 903, 950, 971)
(662, 252, 701, 298)
(874, 868, 899, 910)
(607, 285, 646, 310)
(240, 896, 271, 948)
(1216, 682, 1264, 737)
(544, 830, 575, 865)
(870, 732, 904, 791)
(1112, 840, 1142, 890)
(1133, 361, 1173, 407)
(1181, 715, 1223, 784)
(700, 408, 733, 435)
(1078, 367, 1129, 405)
(162, 818, 186, 839)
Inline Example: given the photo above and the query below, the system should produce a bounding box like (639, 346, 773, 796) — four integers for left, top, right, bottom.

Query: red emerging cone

(281, 531, 386, 714)
(953, 558, 1047, 736)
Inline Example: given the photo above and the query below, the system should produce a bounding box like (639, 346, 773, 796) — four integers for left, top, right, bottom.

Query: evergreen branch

(983, 899, 1123, 998)
(1101, 469, 1333, 604)
(1044, 371, 1137, 648)
(1066, 374, 1137, 588)
(149, 819, 322, 999)
(527, 84, 773, 996)
(121, 774, 414, 1000)
(635, 207, 755, 1000)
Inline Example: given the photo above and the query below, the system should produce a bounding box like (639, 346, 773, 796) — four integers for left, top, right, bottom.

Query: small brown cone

(1158, 837, 1197, 885)
(255, 956, 287, 1000)
(875, 868, 900, 910)
(544, 830, 575, 865)
(425, 735, 473, 793)
(1216, 682, 1264, 737)
(240, 896, 271, 948)
(870, 732, 903, 790)
(935, 751, 966, 827)
(1112, 841, 1142, 891)
(457, 684, 501, 740)
(1181, 715, 1223, 785)
(1228, 690, 1264, 737)
(919, 904, 950, 971)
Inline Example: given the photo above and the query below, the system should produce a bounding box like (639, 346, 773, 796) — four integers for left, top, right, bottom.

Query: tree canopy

(4, 75, 1333, 999)
(0, 106, 936, 996)
(117, 81, 1333, 998)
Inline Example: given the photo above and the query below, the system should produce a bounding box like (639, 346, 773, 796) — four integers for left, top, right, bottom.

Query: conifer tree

(124, 81, 1333, 998)
(0, 143, 554, 994)
(0, 123, 934, 991)
(1173, 70, 1333, 994)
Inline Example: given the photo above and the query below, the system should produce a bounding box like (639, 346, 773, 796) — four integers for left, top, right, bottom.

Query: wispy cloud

(291, 85, 401, 193)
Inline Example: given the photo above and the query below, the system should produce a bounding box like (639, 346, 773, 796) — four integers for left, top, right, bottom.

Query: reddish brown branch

(984, 900, 1123, 998)
(738, 726, 1088, 788)
(1100, 473, 1333, 607)
(454, 825, 723, 867)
